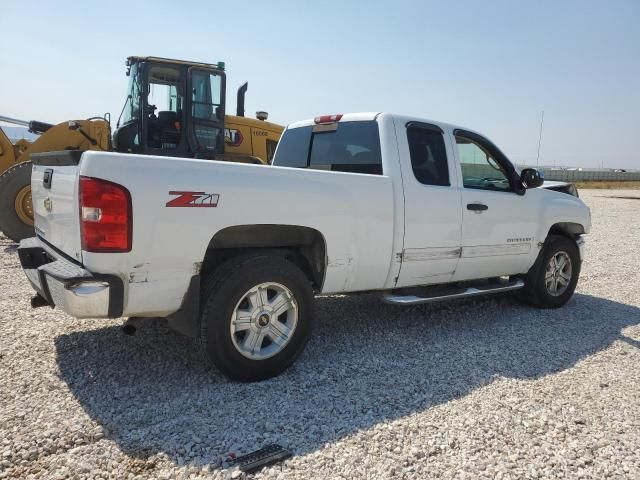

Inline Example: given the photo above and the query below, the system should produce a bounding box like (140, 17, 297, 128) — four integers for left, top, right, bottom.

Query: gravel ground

(1, 189, 639, 480)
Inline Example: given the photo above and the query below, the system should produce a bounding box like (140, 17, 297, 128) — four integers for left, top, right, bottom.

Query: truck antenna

(536, 110, 544, 167)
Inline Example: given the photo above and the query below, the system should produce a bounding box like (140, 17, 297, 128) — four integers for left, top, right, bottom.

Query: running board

(383, 278, 525, 306)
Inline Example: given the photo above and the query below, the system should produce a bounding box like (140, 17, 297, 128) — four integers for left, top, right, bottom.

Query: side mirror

(520, 168, 544, 189)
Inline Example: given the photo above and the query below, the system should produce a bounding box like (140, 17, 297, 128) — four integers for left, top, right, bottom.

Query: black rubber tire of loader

(0, 161, 35, 243)
(198, 254, 315, 382)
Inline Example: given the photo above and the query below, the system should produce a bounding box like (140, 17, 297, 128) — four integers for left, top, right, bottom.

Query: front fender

(536, 191, 591, 243)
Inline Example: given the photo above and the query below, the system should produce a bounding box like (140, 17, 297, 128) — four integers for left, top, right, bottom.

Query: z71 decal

(166, 191, 220, 207)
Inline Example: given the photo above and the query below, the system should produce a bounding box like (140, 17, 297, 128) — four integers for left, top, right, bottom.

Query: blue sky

(1, 0, 638, 168)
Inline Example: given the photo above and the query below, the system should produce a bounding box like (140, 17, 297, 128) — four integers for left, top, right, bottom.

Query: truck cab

(274, 113, 589, 290)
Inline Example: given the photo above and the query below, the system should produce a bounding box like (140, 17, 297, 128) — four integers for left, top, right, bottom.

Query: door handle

(467, 203, 488, 212)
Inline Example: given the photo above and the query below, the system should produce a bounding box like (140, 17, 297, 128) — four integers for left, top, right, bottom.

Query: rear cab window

(273, 121, 383, 175)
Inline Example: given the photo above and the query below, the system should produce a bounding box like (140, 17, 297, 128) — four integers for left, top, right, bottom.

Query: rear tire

(0, 162, 35, 242)
(517, 234, 580, 308)
(199, 254, 314, 382)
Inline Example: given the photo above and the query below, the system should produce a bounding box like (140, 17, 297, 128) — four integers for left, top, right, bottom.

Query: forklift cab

(113, 56, 226, 158)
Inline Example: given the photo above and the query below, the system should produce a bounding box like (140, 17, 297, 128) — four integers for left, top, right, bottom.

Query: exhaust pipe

(121, 317, 140, 335)
(121, 324, 136, 335)
(236, 82, 248, 117)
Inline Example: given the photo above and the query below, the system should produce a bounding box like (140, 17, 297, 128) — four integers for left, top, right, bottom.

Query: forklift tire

(0, 161, 35, 243)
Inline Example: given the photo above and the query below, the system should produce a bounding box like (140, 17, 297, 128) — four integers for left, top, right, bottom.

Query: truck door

(395, 121, 463, 287)
(452, 130, 538, 281)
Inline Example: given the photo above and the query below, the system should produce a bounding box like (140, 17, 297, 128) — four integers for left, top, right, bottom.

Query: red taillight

(314, 114, 343, 124)
(79, 176, 132, 252)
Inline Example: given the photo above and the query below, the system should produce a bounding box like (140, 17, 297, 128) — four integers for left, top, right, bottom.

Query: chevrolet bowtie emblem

(44, 197, 52, 212)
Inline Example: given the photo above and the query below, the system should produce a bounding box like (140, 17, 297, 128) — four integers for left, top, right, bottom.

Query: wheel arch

(201, 224, 327, 291)
(165, 225, 326, 339)
(547, 222, 585, 242)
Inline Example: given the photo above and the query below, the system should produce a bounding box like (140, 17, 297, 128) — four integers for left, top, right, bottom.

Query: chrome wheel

(230, 282, 298, 360)
(545, 251, 572, 296)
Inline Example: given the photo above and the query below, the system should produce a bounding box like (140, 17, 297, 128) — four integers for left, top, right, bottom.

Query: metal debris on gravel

(1, 189, 639, 479)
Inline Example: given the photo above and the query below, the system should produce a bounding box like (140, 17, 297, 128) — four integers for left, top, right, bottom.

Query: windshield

(121, 63, 141, 125)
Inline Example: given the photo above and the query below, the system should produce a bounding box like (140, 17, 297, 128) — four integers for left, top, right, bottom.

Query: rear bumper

(18, 237, 124, 318)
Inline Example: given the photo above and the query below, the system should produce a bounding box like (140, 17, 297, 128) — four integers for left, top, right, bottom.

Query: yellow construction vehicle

(0, 56, 284, 242)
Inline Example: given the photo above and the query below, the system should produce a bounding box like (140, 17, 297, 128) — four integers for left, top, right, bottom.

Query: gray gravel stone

(1, 189, 639, 479)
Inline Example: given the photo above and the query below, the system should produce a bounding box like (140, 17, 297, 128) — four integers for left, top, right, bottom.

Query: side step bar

(383, 278, 525, 306)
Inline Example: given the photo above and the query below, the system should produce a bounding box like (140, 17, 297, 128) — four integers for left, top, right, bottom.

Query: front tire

(199, 254, 314, 382)
(518, 234, 581, 308)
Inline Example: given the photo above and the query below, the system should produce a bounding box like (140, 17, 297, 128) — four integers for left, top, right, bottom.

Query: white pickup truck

(18, 112, 591, 381)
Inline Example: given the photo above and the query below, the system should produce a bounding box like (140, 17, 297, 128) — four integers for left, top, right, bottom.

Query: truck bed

(29, 150, 396, 317)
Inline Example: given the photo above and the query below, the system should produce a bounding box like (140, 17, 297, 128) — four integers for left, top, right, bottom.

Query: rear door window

(406, 125, 450, 186)
(274, 121, 382, 175)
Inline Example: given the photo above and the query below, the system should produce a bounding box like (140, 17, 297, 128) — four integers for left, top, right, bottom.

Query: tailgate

(31, 151, 83, 261)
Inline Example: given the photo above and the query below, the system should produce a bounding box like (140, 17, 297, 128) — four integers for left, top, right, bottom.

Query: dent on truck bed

(327, 257, 354, 268)
(128, 271, 149, 283)
(128, 262, 150, 283)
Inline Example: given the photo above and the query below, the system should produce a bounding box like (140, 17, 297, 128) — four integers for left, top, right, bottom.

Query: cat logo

(225, 128, 243, 147)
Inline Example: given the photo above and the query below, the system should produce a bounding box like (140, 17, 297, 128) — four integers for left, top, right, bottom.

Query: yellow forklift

(0, 56, 283, 242)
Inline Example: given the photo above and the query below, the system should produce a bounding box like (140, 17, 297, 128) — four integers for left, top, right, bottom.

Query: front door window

(456, 136, 511, 191)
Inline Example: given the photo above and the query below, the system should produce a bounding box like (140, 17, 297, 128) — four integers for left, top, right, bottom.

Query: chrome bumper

(18, 237, 123, 318)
